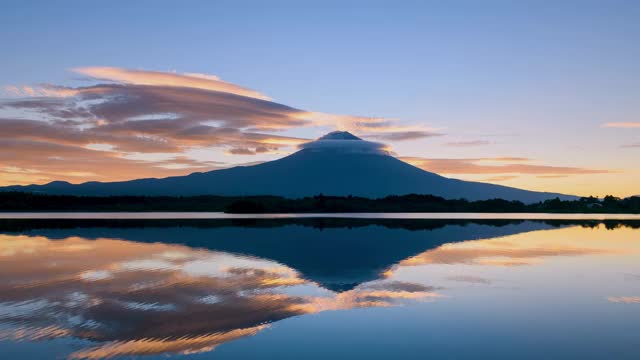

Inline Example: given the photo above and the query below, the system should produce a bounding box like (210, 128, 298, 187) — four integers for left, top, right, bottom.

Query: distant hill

(0, 131, 577, 203)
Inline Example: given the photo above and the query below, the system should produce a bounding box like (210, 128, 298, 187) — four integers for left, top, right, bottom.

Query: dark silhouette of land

(0, 192, 638, 213)
(0, 131, 577, 203)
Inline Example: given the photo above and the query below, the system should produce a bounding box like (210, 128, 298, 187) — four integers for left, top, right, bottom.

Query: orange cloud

(73, 67, 270, 100)
(0, 138, 221, 184)
(602, 122, 640, 128)
(0, 66, 434, 186)
(4, 85, 82, 97)
(400, 157, 610, 176)
(607, 296, 640, 303)
(482, 175, 519, 182)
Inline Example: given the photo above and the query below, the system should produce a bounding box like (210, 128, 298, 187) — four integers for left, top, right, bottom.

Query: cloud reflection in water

(0, 234, 436, 358)
(1, 222, 638, 359)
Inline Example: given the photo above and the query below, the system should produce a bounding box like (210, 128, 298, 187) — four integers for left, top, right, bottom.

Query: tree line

(0, 192, 638, 213)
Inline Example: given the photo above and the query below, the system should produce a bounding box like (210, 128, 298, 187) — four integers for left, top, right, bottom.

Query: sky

(0, 0, 638, 197)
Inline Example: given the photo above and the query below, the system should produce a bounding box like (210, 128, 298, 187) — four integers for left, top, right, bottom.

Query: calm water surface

(0, 218, 638, 359)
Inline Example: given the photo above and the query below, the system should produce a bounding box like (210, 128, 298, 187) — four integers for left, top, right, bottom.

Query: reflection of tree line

(1, 192, 639, 213)
(226, 194, 640, 214)
(0, 218, 638, 232)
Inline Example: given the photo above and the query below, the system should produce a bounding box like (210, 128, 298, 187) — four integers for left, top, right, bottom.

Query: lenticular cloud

(298, 131, 390, 155)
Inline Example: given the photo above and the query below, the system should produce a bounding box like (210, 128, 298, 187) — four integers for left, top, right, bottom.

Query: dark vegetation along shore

(0, 218, 638, 233)
(0, 192, 639, 213)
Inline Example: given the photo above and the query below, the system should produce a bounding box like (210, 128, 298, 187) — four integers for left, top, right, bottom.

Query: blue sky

(1, 0, 639, 196)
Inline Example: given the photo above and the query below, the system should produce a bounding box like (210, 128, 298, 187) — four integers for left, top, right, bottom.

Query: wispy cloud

(0, 67, 432, 184)
(537, 175, 570, 178)
(608, 296, 640, 304)
(304, 113, 442, 140)
(0, 138, 219, 185)
(602, 122, 640, 128)
(482, 175, 518, 182)
(400, 157, 610, 176)
(446, 275, 492, 284)
(444, 140, 491, 147)
(369, 130, 442, 141)
(74, 67, 271, 100)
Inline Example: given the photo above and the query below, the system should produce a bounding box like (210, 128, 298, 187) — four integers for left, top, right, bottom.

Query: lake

(0, 217, 638, 359)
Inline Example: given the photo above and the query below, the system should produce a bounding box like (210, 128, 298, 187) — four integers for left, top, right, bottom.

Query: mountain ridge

(0, 131, 577, 203)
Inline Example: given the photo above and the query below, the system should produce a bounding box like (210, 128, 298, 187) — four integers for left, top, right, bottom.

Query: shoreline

(1, 212, 640, 220)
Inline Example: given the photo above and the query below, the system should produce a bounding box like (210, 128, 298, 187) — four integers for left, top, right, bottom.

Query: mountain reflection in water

(0, 219, 638, 359)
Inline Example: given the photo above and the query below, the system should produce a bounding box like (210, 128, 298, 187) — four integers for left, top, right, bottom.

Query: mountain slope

(0, 132, 576, 202)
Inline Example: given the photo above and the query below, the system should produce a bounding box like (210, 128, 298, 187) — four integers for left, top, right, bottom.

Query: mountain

(0, 131, 576, 202)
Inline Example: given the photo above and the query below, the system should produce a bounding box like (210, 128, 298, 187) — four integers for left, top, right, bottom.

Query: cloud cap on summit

(298, 131, 390, 155)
